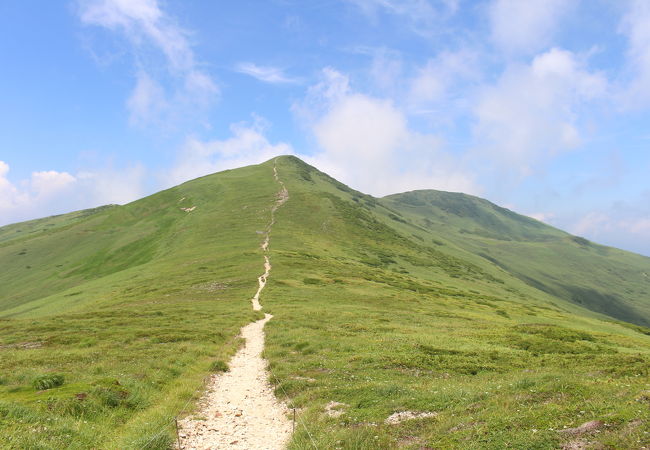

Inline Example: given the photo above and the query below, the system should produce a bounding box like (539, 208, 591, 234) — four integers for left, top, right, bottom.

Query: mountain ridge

(1, 155, 649, 326)
(0, 155, 648, 448)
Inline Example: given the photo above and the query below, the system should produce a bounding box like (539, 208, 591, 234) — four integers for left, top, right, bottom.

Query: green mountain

(381, 190, 650, 327)
(0, 156, 648, 449)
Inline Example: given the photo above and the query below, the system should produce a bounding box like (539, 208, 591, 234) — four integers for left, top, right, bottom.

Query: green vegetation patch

(32, 374, 65, 391)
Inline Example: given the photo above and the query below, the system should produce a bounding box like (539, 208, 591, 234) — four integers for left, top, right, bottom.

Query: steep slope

(0, 156, 648, 449)
(382, 190, 650, 326)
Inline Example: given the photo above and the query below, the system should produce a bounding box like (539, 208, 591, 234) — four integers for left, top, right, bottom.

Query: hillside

(0, 156, 648, 449)
(381, 190, 650, 327)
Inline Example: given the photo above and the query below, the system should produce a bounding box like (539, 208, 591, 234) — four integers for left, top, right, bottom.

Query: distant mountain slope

(382, 190, 650, 326)
(384, 190, 565, 241)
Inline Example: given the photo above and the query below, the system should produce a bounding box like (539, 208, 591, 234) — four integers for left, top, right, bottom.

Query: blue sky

(0, 0, 649, 256)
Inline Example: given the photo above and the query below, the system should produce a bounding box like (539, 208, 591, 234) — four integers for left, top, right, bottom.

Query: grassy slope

(381, 190, 650, 327)
(263, 156, 650, 449)
(0, 155, 648, 449)
(0, 162, 278, 448)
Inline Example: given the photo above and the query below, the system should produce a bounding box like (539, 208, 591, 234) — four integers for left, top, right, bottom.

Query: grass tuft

(32, 374, 64, 390)
(210, 360, 229, 372)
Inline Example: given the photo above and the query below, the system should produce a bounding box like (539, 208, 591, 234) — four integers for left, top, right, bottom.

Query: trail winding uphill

(177, 161, 291, 449)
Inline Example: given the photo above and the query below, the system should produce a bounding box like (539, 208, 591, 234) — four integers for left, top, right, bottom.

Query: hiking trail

(177, 160, 291, 449)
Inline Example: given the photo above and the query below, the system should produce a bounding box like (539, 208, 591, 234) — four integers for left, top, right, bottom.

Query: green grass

(260, 156, 650, 449)
(0, 161, 276, 448)
(0, 155, 648, 448)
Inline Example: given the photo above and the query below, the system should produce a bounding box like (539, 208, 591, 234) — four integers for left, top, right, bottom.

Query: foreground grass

(0, 286, 260, 448)
(264, 270, 650, 449)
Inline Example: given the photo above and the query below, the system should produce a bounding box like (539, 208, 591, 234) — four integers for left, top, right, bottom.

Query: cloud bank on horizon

(0, 0, 649, 256)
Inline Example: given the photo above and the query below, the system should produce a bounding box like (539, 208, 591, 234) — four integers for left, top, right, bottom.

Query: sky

(0, 0, 649, 256)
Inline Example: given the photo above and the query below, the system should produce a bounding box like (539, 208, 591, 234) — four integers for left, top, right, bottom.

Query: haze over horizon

(1, 0, 649, 256)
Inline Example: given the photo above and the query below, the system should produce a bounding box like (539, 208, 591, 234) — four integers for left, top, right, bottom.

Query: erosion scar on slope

(177, 160, 291, 449)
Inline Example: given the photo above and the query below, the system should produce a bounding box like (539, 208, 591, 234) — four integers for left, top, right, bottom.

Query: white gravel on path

(177, 314, 291, 449)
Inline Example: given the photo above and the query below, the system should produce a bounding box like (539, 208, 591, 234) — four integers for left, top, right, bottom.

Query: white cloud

(571, 211, 601, 234)
(79, 0, 191, 72)
(234, 63, 299, 84)
(569, 192, 650, 256)
(314, 95, 407, 163)
(126, 71, 167, 125)
(408, 48, 481, 118)
(348, 0, 458, 35)
(573, 210, 650, 240)
(488, 0, 573, 54)
(296, 69, 478, 196)
(367, 48, 403, 92)
(526, 211, 555, 224)
(292, 67, 351, 124)
(76, 166, 146, 206)
(0, 160, 145, 227)
(410, 62, 445, 104)
(572, 212, 650, 249)
(78, 0, 218, 126)
(619, 0, 650, 108)
(0, 161, 27, 212)
(30, 171, 77, 197)
(473, 48, 607, 175)
(166, 119, 294, 186)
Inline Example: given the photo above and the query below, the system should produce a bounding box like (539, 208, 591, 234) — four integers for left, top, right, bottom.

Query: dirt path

(253, 164, 288, 311)
(177, 160, 291, 449)
(251, 256, 271, 311)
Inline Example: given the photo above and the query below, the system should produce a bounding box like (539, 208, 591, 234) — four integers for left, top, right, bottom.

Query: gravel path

(177, 160, 291, 449)
(177, 314, 291, 449)
(251, 256, 271, 312)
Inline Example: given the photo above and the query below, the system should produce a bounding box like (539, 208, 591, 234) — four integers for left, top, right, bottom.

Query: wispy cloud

(294, 68, 479, 196)
(77, 0, 218, 126)
(488, 0, 573, 55)
(570, 197, 650, 256)
(619, 0, 650, 109)
(234, 62, 300, 84)
(347, 0, 458, 36)
(166, 118, 294, 186)
(473, 48, 607, 176)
